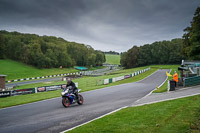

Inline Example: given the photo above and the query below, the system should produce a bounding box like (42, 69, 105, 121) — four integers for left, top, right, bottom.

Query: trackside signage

(124, 75, 130, 79)
(45, 85, 61, 91)
(11, 88, 35, 96)
(0, 83, 79, 98)
(0, 91, 11, 97)
(37, 87, 46, 92)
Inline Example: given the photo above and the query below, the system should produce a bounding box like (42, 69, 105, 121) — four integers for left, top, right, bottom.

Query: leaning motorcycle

(61, 86, 84, 107)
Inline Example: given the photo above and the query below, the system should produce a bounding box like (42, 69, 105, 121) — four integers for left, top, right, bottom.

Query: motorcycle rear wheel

(77, 94, 84, 105)
(62, 97, 70, 107)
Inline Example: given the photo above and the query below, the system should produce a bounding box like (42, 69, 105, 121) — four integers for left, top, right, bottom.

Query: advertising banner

(109, 78, 112, 83)
(11, 88, 35, 96)
(0, 91, 11, 97)
(112, 78, 116, 82)
(124, 75, 130, 79)
(104, 79, 109, 84)
(116, 76, 124, 81)
(46, 85, 61, 91)
(37, 87, 46, 92)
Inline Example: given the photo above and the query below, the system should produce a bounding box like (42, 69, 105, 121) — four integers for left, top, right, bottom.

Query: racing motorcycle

(61, 86, 84, 107)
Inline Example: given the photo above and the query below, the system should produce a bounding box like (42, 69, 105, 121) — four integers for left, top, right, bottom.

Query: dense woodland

(121, 7, 200, 68)
(120, 39, 184, 68)
(0, 31, 105, 68)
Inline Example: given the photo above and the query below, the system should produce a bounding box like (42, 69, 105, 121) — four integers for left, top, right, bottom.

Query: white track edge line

(60, 106, 128, 133)
(135, 69, 158, 83)
(61, 89, 200, 133)
(135, 69, 170, 103)
(132, 93, 200, 107)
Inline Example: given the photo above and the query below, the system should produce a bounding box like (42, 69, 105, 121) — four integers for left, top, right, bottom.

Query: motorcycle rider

(66, 78, 78, 99)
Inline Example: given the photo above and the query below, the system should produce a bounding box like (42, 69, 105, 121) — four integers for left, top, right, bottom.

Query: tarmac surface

(0, 69, 182, 133)
(5, 77, 62, 88)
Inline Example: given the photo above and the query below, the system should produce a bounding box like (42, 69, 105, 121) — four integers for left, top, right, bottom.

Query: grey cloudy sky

(0, 0, 199, 52)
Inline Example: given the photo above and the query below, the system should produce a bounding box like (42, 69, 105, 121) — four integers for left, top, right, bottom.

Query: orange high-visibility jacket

(173, 73, 178, 82)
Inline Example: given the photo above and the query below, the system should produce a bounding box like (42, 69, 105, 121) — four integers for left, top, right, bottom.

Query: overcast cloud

(0, 0, 199, 52)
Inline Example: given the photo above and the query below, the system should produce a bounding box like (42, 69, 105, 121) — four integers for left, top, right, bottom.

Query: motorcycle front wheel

(77, 94, 84, 105)
(62, 97, 70, 107)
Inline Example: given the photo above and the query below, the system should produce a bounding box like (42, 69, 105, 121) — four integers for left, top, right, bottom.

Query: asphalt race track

(6, 77, 62, 88)
(0, 69, 169, 133)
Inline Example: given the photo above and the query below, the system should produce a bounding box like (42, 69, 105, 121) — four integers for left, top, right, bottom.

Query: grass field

(0, 59, 79, 80)
(68, 95, 200, 133)
(0, 54, 120, 80)
(105, 54, 120, 65)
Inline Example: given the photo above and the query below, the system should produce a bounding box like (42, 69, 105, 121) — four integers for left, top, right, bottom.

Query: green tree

(0, 30, 106, 68)
(138, 44, 152, 66)
(120, 52, 128, 68)
(95, 51, 106, 65)
(0, 33, 5, 59)
(183, 7, 200, 60)
(122, 46, 139, 68)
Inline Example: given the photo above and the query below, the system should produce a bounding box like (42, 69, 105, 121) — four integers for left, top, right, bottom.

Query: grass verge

(68, 95, 200, 133)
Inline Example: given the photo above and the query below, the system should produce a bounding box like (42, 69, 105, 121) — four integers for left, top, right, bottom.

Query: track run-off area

(0, 69, 169, 133)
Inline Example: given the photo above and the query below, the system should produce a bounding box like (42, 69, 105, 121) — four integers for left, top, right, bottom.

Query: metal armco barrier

(102, 68, 150, 85)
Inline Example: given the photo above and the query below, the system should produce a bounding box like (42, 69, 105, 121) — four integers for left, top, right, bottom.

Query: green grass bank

(68, 94, 200, 133)
(105, 54, 120, 65)
(0, 59, 78, 80)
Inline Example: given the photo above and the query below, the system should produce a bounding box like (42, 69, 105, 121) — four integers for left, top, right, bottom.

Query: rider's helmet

(67, 78, 72, 85)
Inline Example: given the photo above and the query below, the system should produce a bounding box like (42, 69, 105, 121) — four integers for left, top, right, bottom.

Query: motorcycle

(61, 86, 84, 107)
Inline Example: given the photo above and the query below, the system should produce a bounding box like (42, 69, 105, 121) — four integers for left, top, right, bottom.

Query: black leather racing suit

(66, 81, 78, 97)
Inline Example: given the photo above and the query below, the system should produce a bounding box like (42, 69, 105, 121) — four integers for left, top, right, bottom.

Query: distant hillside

(0, 59, 78, 80)
(0, 30, 105, 68)
(105, 54, 120, 65)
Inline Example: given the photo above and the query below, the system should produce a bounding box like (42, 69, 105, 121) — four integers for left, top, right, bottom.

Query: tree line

(104, 51, 120, 55)
(120, 39, 184, 68)
(121, 7, 200, 68)
(0, 31, 105, 68)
